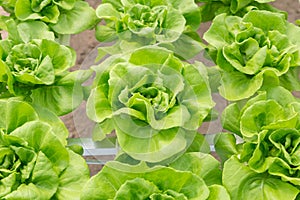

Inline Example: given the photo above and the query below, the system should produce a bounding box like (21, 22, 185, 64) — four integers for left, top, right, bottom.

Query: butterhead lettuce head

(87, 46, 214, 163)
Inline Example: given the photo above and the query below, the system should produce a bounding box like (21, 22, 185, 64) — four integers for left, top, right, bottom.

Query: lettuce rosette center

(269, 129, 300, 166)
(204, 10, 300, 100)
(0, 0, 97, 35)
(0, 35, 93, 116)
(239, 128, 300, 186)
(15, 0, 63, 24)
(0, 142, 37, 181)
(124, 81, 177, 120)
(222, 86, 300, 141)
(222, 87, 300, 188)
(6, 42, 55, 85)
(87, 46, 214, 163)
(0, 99, 90, 199)
(94, 0, 203, 60)
(1, 39, 75, 94)
(0, 123, 62, 199)
(112, 63, 187, 130)
(96, 1, 186, 43)
(126, 4, 167, 34)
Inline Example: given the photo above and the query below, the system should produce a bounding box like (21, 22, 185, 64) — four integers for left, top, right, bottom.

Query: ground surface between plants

(60, 0, 300, 175)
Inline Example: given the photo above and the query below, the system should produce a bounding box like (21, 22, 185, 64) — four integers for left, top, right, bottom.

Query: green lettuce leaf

(223, 156, 299, 200)
(10, 121, 69, 174)
(240, 100, 298, 140)
(31, 83, 83, 116)
(81, 161, 209, 200)
(207, 185, 231, 200)
(170, 152, 222, 186)
(221, 103, 242, 136)
(214, 132, 239, 164)
(0, 99, 38, 133)
(199, 0, 283, 22)
(5, 19, 55, 43)
(0, 98, 68, 143)
(218, 69, 264, 101)
(280, 67, 300, 91)
(53, 149, 90, 199)
(50, 1, 97, 34)
(15, 0, 60, 23)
